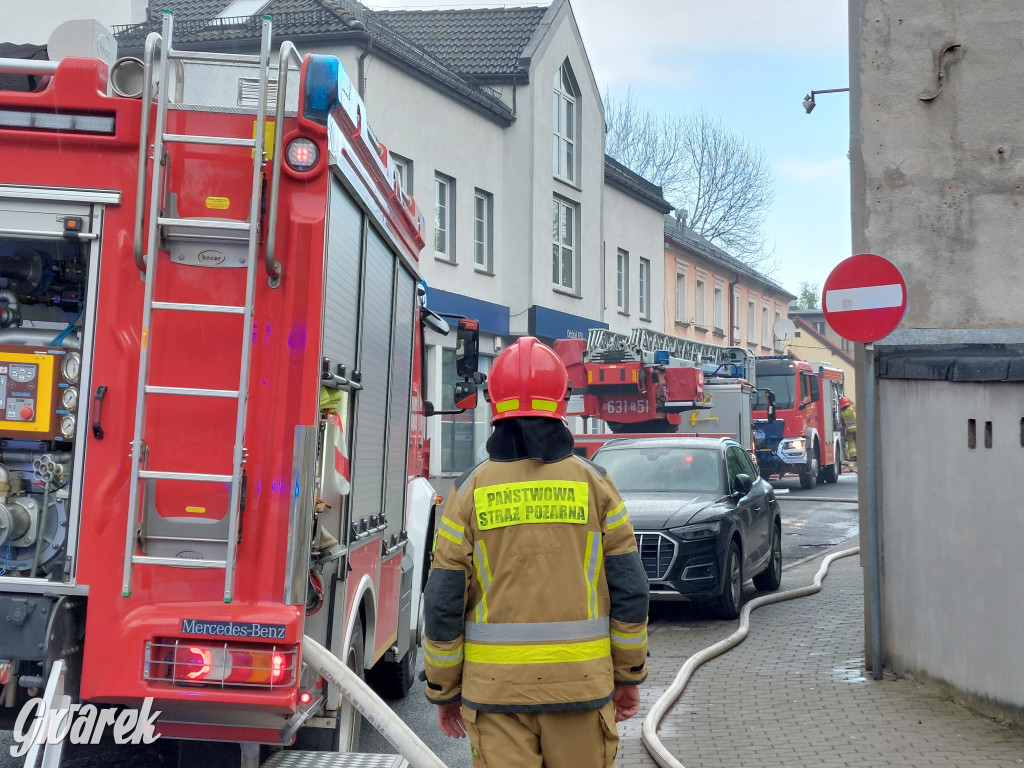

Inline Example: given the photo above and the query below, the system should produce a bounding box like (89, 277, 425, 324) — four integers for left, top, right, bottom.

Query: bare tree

(605, 90, 777, 273)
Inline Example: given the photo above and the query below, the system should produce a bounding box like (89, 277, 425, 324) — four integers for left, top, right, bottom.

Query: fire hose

(301, 635, 448, 768)
(641, 546, 861, 768)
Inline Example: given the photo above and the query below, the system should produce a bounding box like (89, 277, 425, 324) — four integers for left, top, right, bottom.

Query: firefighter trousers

(463, 700, 619, 768)
(846, 428, 857, 461)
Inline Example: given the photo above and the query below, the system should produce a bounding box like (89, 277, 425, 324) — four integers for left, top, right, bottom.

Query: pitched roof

(112, 0, 514, 124)
(791, 316, 854, 365)
(372, 5, 549, 80)
(604, 156, 673, 213)
(663, 214, 795, 300)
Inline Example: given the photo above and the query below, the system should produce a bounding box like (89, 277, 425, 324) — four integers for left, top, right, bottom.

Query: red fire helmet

(486, 336, 570, 423)
(839, 396, 852, 408)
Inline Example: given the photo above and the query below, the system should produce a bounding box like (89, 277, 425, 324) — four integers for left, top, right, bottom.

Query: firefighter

(422, 336, 649, 768)
(840, 395, 857, 463)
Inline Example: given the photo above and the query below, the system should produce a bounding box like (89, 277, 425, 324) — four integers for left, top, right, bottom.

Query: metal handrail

(264, 41, 302, 287)
(133, 31, 161, 272)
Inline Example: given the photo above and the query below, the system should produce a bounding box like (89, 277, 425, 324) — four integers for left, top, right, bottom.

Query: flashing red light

(285, 138, 319, 171)
(299, 691, 313, 705)
(684, 456, 694, 463)
(161, 641, 296, 688)
(185, 647, 212, 680)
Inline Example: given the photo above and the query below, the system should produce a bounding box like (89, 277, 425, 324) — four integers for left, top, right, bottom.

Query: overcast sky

(365, 0, 852, 298)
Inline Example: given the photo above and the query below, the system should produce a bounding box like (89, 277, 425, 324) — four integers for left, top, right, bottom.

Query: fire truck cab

(0, 14, 478, 766)
(752, 356, 844, 489)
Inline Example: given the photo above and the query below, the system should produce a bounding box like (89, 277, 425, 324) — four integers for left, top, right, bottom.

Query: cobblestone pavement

(617, 543, 1024, 768)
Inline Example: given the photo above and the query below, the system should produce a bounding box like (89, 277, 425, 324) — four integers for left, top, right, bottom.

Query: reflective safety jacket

(841, 404, 857, 430)
(422, 455, 649, 712)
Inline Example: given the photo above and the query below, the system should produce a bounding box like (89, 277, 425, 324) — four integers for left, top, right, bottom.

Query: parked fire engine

(752, 355, 844, 489)
(0, 14, 478, 766)
(555, 328, 757, 457)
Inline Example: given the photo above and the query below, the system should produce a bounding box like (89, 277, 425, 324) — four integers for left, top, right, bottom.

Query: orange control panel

(0, 345, 67, 440)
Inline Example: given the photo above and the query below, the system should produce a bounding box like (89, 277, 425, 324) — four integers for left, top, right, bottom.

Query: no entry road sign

(823, 253, 907, 343)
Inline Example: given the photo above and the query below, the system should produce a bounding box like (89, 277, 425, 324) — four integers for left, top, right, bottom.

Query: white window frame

(775, 310, 783, 351)
(639, 257, 651, 320)
(553, 62, 578, 183)
(695, 274, 707, 328)
(762, 304, 771, 347)
(434, 173, 455, 262)
(675, 266, 688, 325)
(747, 297, 757, 343)
(713, 282, 724, 332)
(473, 189, 493, 273)
(616, 249, 629, 313)
(393, 153, 413, 197)
(552, 196, 579, 293)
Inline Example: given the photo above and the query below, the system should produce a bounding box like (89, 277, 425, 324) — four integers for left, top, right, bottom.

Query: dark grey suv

(592, 436, 783, 619)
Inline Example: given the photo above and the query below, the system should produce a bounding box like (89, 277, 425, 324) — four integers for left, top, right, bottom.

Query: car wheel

(714, 541, 742, 619)
(366, 642, 417, 701)
(753, 521, 782, 591)
(799, 449, 818, 490)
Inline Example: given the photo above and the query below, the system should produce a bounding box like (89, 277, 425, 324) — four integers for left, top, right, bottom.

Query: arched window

(553, 61, 579, 182)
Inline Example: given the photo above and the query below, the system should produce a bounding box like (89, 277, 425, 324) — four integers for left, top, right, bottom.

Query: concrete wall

(852, 0, 1024, 722)
(878, 378, 1024, 718)
(852, 1, 1024, 329)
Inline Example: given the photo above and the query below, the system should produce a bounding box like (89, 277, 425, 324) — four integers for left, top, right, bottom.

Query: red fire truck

(751, 356, 844, 489)
(0, 14, 477, 765)
(555, 328, 757, 456)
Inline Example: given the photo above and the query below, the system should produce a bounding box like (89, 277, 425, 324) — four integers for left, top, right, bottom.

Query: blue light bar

(303, 55, 341, 125)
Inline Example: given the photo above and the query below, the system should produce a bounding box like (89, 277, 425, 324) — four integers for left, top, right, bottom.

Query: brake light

(147, 639, 298, 689)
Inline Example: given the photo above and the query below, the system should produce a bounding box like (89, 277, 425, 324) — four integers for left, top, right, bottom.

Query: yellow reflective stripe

(584, 531, 603, 619)
(473, 540, 493, 623)
(465, 637, 611, 665)
(610, 628, 647, 648)
(424, 644, 464, 668)
(606, 502, 629, 531)
(473, 481, 589, 530)
(495, 399, 520, 413)
(438, 517, 464, 545)
(531, 398, 558, 412)
(438, 529, 461, 545)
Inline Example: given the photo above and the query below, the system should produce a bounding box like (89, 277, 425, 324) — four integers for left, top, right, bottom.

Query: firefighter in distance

(840, 395, 857, 464)
(422, 336, 650, 768)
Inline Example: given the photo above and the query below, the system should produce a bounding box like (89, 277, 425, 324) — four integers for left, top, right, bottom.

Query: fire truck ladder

(585, 327, 756, 379)
(586, 327, 726, 364)
(122, 11, 273, 602)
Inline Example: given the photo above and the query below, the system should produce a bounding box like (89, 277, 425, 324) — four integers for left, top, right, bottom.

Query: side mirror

(422, 308, 450, 336)
(454, 381, 478, 411)
(809, 375, 821, 403)
(765, 389, 777, 424)
(733, 473, 753, 496)
(456, 318, 479, 378)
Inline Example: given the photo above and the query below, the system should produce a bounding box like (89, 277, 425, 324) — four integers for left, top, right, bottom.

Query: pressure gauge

(60, 414, 76, 438)
(61, 387, 79, 410)
(62, 352, 81, 384)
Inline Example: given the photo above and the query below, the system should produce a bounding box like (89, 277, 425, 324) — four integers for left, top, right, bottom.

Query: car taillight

(146, 639, 297, 689)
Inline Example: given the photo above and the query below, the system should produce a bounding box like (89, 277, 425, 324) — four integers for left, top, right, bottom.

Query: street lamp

(802, 87, 850, 113)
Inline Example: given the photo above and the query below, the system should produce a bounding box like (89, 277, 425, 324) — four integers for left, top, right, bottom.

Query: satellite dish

(774, 317, 796, 341)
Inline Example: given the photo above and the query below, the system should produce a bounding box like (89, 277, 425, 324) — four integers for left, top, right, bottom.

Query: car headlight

(669, 521, 722, 540)
(783, 437, 806, 451)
